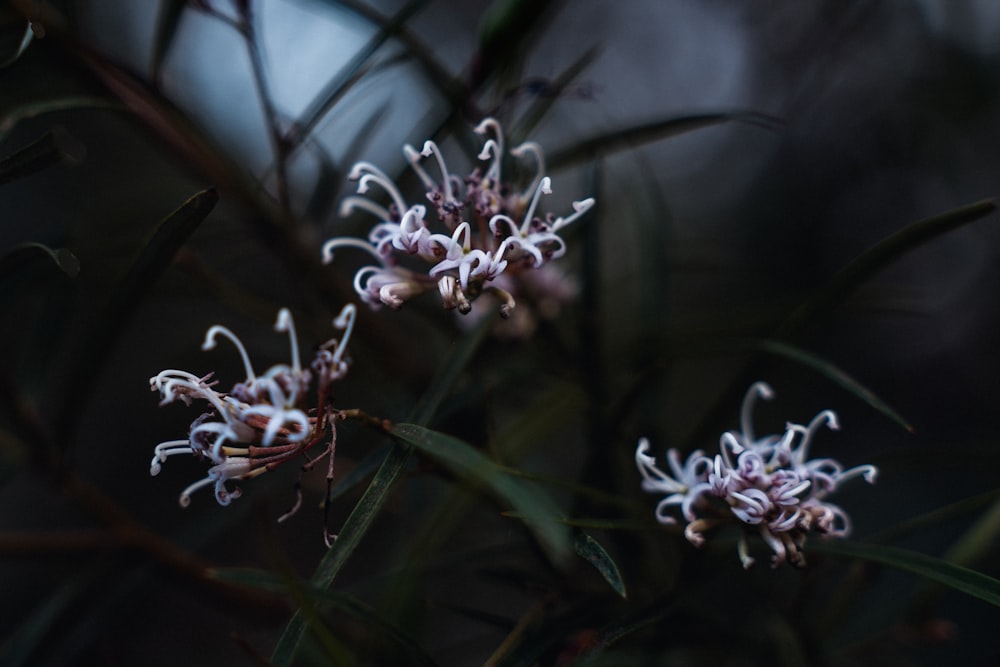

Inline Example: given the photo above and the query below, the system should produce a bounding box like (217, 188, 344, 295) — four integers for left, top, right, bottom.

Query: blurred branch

(0, 369, 282, 612)
(287, 0, 436, 145)
(0, 529, 123, 554)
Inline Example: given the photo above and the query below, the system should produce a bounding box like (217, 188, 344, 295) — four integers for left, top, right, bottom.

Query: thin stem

(239, 5, 291, 212)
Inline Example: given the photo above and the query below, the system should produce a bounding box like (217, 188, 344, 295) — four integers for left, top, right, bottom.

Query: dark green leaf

(273, 315, 494, 665)
(0, 127, 84, 185)
(548, 112, 784, 170)
(809, 539, 1000, 608)
(0, 566, 95, 666)
(56, 189, 218, 439)
(214, 567, 437, 667)
(391, 423, 573, 564)
(0, 242, 79, 282)
(0, 97, 121, 143)
(574, 531, 627, 598)
(743, 337, 913, 432)
(779, 199, 997, 335)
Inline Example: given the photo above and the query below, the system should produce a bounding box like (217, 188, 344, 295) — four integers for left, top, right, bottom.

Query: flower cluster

(149, 305, 356, 516)
(322, 118, 595, 317)
(636, 382, 878, 568)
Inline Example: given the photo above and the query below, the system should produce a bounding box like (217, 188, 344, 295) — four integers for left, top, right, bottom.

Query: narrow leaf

(574, 531, 627, 598)
(810, 539, 1000, 608)
(548, 112, 783, 170)
(745, 337, 913, 432)
(214, 568, 437, 666)
(288, 0, 429, 144)
(0, 97, 121, 143)
(56, 189, 218, 439)
(391, 423, 572, 564)
(779, 199, 997, 335)
(0, 566, 95, 666)
(0, 128, 84, 185)
(0, 21, 37, 70)
(272, 316, 494, 664)
(0, 242, 79, 282)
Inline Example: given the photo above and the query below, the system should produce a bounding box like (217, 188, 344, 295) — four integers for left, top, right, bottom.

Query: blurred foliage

(1, 1, 1000, 666)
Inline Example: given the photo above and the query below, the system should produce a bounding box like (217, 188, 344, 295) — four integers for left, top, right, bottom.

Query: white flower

(322, 118, 594, 318)
(636, 382, 879, 568)
(150, 306, 357, 510)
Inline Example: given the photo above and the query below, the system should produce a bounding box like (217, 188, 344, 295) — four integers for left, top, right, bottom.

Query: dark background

(1, 1, 999, 665)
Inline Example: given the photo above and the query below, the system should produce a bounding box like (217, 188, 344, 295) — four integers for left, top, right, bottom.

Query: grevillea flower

(322, 117, 594, 318)
(636, 382, 878, 568)
(150, 305, 356, 518)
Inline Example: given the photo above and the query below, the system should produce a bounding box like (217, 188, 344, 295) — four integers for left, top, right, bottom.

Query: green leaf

(573, 531, 627, 599)
(0, 97, 121, 144)
(779, 199, 997, 335)
(0, 565, 95, 666)
(547, 112, 784, 170)
(55, 189, 218, 439)
(272, 316, 494, 665)
(0, 242, 79, 282)
(214, 567, 437, 666)
(809, 539, 1000, 608)
(0, 127, 84, 185)
(390, 423, 573, 565)
(270, 444, 412, 665)
(743, 337, 913, 432)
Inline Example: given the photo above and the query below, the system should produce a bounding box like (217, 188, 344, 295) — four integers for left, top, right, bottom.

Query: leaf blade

(810, 539, 1000, 608)
(390, 423, 572, 564)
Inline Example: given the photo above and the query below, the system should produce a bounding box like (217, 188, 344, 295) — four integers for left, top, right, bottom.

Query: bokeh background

(2, 1, 1000, 665)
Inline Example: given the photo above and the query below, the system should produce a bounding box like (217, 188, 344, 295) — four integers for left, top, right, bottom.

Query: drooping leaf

(390, 422, 573, 565)
(547, 112, 784, 170)
(907, 497, 1000, 617)
(809, 539, 1000, 608)
(0, 242, 79, 282)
